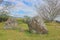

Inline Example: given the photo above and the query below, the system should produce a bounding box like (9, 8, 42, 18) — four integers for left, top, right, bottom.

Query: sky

(0, 0, 44, 17)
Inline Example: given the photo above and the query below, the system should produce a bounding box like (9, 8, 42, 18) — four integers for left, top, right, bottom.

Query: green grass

(0, 21, 60, 40)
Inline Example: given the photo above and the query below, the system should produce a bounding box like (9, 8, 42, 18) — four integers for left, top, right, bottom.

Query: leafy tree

(23, 16, 31, 23)
(0, 1, 14, 22)
(0, 10, 9, 22)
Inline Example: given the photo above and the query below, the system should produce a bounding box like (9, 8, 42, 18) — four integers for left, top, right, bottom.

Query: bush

(0, 14, 9, 22)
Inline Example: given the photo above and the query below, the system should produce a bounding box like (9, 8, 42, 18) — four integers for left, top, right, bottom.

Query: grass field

(0, 21, 60, 40)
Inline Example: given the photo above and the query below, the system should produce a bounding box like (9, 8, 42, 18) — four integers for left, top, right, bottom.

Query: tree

(34, 0, 60, 21)
(23, 16, 31, 23)
(0, 10, 9, 22)
(26, 0, 60, 33)
(0, 1, 14, 22)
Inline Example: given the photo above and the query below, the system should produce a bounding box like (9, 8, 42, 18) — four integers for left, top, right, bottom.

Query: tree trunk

(27, 16, 48, 34)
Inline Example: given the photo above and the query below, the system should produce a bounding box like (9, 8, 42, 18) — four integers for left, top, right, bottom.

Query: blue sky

(0, 0, 44, 17)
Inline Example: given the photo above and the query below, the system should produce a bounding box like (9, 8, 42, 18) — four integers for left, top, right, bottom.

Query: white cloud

(9, 0, 16, 2)
(0, 6, 3, 10)
(10, 1, 36, 13)
(4, 0, 16, 2)
(4, 0, 39, 17)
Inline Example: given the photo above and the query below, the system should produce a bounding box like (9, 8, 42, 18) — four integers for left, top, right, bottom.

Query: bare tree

(34, 0, 60, 21)
(0, 1, 15, 15)
(26, 0, 60, 33)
